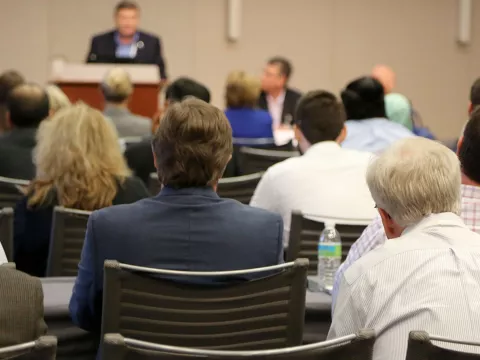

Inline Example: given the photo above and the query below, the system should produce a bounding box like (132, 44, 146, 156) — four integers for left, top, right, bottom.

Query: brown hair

(225, 71, 261, 108)
(0, 70, 25, 130)
(152, 98, 232, 188)
(115, 0, 139, 12)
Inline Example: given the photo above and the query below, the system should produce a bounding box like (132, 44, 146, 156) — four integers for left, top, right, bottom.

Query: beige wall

(0, 0, 478, 138)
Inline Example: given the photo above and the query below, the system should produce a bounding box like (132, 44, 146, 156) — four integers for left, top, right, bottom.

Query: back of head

(6, 83, 49, 128)
(295, 90, 345, 144)
(0, 70, 25, 131)
(225, 71, 261, 108)
(30, 103, 130, 210)
(341, 76, 386, 120)
(470, 78, 480, 111)
(458, 107, 480, 184)
(101, 67, 133, 103)
(152, 98, 232, 188)
(372, 64, 396, 94)
(165, 77, 211, 103)
(45, 85, 71, 113)
(385, 93, 413, 130)
(367, 137, 461, 227)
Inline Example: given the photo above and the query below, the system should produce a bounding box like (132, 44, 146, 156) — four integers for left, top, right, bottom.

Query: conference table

(42, 277, 332, 360)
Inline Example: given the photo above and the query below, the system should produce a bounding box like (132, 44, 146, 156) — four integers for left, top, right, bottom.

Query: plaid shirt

(332, 184, 480, 310)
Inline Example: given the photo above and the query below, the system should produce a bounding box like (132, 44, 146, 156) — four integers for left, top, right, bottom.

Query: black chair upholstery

(0, 176, 29, 209)
(0, 207, 13, 261)
(406, 331, 480, 360)
(0, 336, 57, 359)
(287, 211, 367, 275)
(103, 329, 375, 360)
(217, 172, 263, 204)
(46, 206, 91, 277)
(101, 259, 309, 350)
(238, 147, 299, 175)
(148, 172, 263, 204)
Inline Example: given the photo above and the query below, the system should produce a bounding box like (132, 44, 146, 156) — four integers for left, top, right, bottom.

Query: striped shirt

(332, 184, 480, 308)
(329, 212, 480, 360)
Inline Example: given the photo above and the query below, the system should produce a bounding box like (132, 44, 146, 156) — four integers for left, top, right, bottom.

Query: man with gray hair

(329, 137, 480, 360)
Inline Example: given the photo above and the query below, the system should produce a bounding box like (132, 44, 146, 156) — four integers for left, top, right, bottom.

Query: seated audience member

(14, 103, 149, 277)
(70, 98, 283, 333)
(258, 57, 302, 127)
(340, 76, 414, 153)
(0, 70, 25, 134)
(0, 83, 49, 179)
(385, 93, 413, 130)
(333, 107, 480, 305)
(101, 67, 151, 137)
(0, 266, 47, 346)
(329, 137, 480, 360)
(45, 84, 71, 113)
(124, 77, 212, 185)
(371, 64, 396, 94)
(224, 71, 274, 145)
(250, 91, 376, 245)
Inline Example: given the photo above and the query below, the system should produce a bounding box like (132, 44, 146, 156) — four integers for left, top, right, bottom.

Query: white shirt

(250, 142, 377, 246)
(0, 246, 7, 265)
(266, 91, 286, 129)
(329, 212, 480, 360)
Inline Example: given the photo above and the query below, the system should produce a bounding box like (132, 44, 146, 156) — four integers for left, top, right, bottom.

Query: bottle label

(318, 243, 341, 257)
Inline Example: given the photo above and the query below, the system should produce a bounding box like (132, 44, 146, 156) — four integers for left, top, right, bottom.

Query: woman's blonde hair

(45, 85, 71, 112)
(28, 103, 131, 210)
(225, 70, 261, 108)
(101, 67, 133, 103)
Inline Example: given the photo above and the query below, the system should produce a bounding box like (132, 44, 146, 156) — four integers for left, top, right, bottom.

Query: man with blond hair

(329, 137, 480, 360)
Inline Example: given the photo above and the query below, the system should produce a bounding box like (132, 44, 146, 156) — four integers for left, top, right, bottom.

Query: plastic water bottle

(318, 227, 341, 291)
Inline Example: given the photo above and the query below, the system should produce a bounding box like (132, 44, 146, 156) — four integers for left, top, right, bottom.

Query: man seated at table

(329, 137, 480, 360)
(69, 98, 284, 333)
(250, 90, 376, 246)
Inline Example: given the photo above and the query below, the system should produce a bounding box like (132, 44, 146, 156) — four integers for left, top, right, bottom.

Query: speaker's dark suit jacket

(86, 30, 167, 79)
(258, 88, 302, 125)
(0, 127, 37, 180)
(69, 186, 283, 332)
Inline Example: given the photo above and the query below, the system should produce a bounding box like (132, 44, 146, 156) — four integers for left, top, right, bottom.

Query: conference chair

(406, 331, 480, 360)
(217, 172, 264, 204)
(0, 336, 57, 360)
(101, 259, 309, 350)
(287, 211, 368, 275)
(103, 329, 375, 360)
(1, 262, 16, 269)
(0, 207, 13, 261)
(238, 147, 299, 175)
(46, 206, 91, 277)
(119, 136, 144, 153)
(148, 172, 263, 203)
(0, 176, 29, 209)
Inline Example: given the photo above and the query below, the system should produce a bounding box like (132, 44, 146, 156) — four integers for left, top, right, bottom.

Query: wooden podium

(50, 62, 160, 118)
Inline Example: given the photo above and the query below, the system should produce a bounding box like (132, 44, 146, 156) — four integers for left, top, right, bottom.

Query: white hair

(101, 67, 133, 102)
(45, 85, 71, 112)
(367, 137, 461, 227)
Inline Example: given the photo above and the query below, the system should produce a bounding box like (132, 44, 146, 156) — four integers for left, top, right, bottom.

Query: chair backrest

(233, 138, 276, 147)
(101, 259, 309, 350)
(238, 147, 299, 175)
(0, 207, 14, 261)
(1, 262, 16, 269)
(46, 206, 91, 277)
(0, 336, 57, 360)
(287, 211, 367, 275)
(0, 176, 29, 209)
(217, 172, 263, 204)
(406, 331, 480, 360)
(103, 329, 375, 360)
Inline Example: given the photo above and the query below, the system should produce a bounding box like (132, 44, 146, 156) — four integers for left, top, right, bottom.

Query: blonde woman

(45, 84, 71, 113)
(14, 103, 149, 277)
(101, 67, 151, 137)
(224, 71, 274, 144)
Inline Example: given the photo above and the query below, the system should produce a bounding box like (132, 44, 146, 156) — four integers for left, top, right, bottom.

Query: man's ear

(151, 146, 158, 171)
(336, 125, 347, 144)
(457, 136, 463, 156)
(378, 208, 397, 239)
(469, 102, 474, 115)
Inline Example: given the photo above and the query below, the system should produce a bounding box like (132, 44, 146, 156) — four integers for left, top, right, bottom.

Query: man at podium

(86, 0, 167, 80)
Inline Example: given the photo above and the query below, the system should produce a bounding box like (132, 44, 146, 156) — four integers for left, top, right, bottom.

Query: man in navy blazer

(86, 1, 167, 80)
(69, 98, 284, 332)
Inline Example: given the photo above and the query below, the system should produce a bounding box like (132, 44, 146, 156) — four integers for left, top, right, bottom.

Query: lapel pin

(137, 41, 144, 49)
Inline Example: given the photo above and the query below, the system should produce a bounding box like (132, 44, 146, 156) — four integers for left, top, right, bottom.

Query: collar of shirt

(114, 31, 139, 45)
(303, 141, 341, 157)
(401, 212, 466, 238)
(266, 90, 286, 128)
(266, 90, 286, 105)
